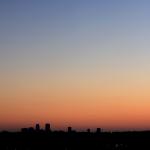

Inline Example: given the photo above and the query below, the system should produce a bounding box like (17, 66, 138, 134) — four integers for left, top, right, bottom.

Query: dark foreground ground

(1, 131, 150, 150)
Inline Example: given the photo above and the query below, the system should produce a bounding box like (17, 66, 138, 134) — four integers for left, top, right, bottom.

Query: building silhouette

(5, 123, 150, 150)
(68, 127, 72, 132)
(21, 128, 28, 132)
(28, 127, 34, 132)
(35, 124, 40, 131)
(87, 128, 91, 133)
(45, 123, 51, 132)
(96, 128, 101, 133)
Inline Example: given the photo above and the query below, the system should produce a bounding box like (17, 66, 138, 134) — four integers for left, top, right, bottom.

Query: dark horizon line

(1, 123, 150, 133)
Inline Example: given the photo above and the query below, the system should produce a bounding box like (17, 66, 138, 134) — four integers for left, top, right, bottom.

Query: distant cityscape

(21, 123, 102, 133)
(1, 122, 150, 149)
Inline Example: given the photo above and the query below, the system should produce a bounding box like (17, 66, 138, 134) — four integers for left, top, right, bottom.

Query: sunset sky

(1, 0, 150, 131)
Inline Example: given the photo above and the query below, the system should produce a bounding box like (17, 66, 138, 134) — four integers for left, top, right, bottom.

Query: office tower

(68, 127, 72, 132)
(96, 128, 101, 133)
(45, 123, 51, 132)
(35, 124, 40, 131)
(87, 128, 91, 133)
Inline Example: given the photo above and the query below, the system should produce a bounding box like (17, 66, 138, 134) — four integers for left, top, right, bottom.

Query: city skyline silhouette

(1, 0, 150, 149)
(1, 122, 150, 150)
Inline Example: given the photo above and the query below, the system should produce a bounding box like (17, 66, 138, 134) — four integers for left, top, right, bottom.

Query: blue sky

(1, 0, 150, 69)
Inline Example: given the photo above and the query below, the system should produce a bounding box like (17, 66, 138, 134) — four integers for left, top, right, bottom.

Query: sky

(0, 0, 150, 131)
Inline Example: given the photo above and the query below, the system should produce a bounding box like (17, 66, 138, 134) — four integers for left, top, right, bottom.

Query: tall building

(87, 128, 91, 133)
(35, 124, 40, 131)
(45, 123, 51, 132)
(68, 127, 72, 133)
(96, 128, 101, 133)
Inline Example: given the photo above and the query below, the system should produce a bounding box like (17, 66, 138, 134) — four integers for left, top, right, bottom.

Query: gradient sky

(1, 0, 150, 131)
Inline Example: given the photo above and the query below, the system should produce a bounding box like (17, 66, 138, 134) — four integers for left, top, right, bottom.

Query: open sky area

(1, 0, 150, 131)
